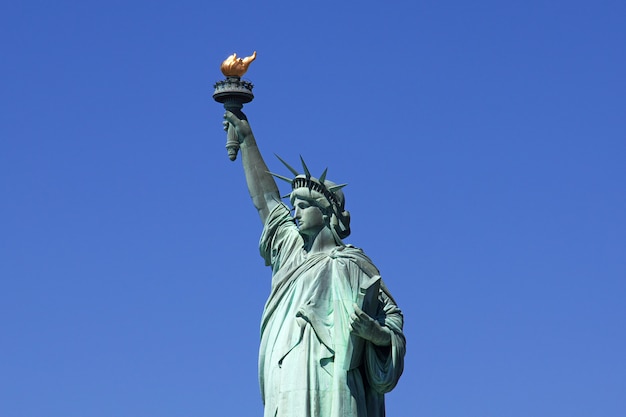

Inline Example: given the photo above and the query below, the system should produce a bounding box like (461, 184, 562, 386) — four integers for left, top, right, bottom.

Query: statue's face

(293, 198, 325, 237)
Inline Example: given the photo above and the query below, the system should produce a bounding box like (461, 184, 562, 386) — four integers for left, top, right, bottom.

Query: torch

(213, 51, 257, 161)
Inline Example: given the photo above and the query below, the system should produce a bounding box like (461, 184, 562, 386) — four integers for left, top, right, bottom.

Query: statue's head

(270, 156, 351, 240)
(290, 175, 351, 239)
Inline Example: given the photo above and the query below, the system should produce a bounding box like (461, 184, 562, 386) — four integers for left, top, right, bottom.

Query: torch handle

(214, 74, 253, 162)
(226, 122, 239, 161)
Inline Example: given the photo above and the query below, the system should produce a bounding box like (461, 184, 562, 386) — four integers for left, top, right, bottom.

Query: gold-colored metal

(220, 51, 257, 77)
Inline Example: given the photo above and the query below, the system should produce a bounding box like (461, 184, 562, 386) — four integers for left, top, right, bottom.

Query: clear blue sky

(1, 1, 625, 416)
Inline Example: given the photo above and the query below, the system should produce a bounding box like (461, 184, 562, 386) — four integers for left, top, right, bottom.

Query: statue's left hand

(350, 303, 392, 346)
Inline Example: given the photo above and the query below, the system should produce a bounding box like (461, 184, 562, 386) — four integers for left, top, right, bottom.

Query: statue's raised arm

(223, 110, 280, 223)
(213, 51, 278, 222)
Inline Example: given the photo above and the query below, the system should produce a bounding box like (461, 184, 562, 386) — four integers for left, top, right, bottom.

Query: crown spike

(300, 155, 312, 180)
(328, 183, 348, 193)
(319, 168, 328, 184)
(275, 154, 300, 176)
(267, 171, 294, 184)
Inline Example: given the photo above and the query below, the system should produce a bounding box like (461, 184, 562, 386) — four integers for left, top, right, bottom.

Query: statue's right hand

(224, 110, 252, 144)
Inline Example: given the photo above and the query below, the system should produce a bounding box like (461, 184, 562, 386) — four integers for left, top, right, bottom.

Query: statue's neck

(302, 227, 339, 254)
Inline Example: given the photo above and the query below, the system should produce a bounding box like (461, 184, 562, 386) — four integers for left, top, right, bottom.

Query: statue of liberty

(216, 53, 405, 417)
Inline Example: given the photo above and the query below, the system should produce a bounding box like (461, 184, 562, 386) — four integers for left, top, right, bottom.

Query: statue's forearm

(240, 135, 280, 223)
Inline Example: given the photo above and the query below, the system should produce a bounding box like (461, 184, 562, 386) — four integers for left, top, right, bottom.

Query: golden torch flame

(220, 51, 257, 77)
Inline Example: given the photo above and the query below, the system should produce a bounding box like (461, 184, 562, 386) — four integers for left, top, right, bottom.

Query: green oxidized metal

(213, 76, 254, 160)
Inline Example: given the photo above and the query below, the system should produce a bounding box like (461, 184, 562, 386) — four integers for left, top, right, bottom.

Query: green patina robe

(259, 203, 405, 417)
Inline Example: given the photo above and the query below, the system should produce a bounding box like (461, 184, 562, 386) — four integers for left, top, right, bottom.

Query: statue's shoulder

(336, 244, 365, 256)
(333, 244, 379, 275)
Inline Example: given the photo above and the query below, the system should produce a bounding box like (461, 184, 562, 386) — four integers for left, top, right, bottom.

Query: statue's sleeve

(259, 202, 299, 269)
(364, 287, 406, 394)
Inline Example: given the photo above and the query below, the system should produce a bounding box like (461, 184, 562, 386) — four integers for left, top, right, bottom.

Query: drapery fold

(258, 203, 405, 417)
